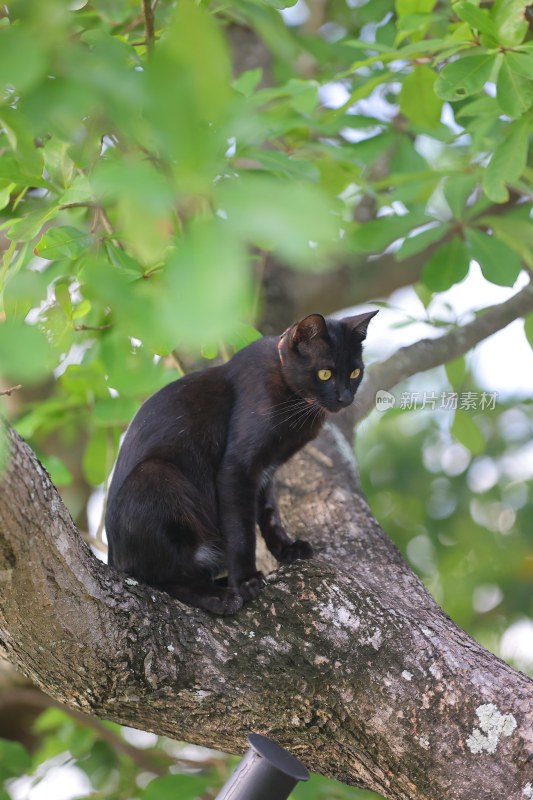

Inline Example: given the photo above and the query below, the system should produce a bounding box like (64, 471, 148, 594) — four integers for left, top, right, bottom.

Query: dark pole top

(247, 734, 310, 782)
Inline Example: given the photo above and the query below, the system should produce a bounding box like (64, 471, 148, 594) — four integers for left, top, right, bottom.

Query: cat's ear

(289, 313, 329, 347)
(343, 310, 379, 341)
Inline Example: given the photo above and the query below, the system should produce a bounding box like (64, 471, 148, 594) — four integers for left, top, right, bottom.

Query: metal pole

(215, 733, 310, 800)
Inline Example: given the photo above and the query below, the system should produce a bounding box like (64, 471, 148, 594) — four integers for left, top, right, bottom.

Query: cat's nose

(337, 387, 352, 405)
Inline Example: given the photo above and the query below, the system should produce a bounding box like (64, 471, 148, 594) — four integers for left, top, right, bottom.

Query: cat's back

(226, 336, 282, 399)
(108, 365, 234, 495)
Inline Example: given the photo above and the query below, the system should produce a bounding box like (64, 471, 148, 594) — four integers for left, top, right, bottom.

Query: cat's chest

(261, 406, 324, 467)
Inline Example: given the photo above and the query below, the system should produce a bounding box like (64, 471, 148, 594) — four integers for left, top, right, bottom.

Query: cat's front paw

(204, 588, 243, 616)
(279, 539, 313, 563)
(238, 571, 265, 603)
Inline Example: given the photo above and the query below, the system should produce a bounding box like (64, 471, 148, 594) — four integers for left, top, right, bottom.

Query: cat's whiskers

(267, 399, 309, 423)
(293, 400, 323, 432)
(271, 408, 311, 430)
(270, 400, 313, 430)
(261, 397, 307, 417)
(273, 398, 320, 432)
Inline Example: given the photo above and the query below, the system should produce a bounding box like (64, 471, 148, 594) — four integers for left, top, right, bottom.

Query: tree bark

(0, 425, 531, 800)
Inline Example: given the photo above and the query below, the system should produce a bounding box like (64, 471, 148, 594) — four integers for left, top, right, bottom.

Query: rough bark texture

(0, 424, 532, 800)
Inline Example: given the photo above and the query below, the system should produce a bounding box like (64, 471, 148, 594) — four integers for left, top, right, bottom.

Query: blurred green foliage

(0, 707, 382, 799)
(1, 0, 532, 490)
(0, 0, 532, 797)
(358, 380, 533, 661)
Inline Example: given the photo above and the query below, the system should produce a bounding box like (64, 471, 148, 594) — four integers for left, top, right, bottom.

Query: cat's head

(278, 311, 378, 413)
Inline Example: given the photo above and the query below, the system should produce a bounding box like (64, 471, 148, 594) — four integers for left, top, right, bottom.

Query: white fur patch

(194, 543, 223, 571)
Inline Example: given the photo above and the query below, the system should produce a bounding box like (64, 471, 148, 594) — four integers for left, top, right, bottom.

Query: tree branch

(346, 278, 533, 428)
(142, 0, 155, 56)
(0, 424, 531, 799)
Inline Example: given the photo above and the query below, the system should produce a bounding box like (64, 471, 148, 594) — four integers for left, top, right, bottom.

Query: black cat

(105, 311, 377, 614)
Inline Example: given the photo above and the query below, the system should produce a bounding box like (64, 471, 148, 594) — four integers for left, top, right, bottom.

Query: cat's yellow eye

(350, 368, 361, 379)
(317, 369, 332, 381)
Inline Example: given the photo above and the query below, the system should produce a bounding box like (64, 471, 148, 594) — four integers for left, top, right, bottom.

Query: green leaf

(216, 176, 338, 269)
(351, 213, 429, 254)
(92, 154, 175, 265)
(0, 320, 50, 383)
(200, 342, 218, 360)
(496, 57, 533, 117)
(284, 79, 319, 115)
(0, 26, 46, 92)
(0, 107, 44, 178)
(35, 226, 93, 261)
(396, 0, 436, 17)
(434, 54, 496, 101)
(226, 323, 263, 352)
(7, 205, 59, 243)
(0, 183, 13, 211)
(105, 243, 145, 278)
(0, 738, 31, 781)
(445, 355, 467, 391)
(94, 396, 139, 427)
(263, 0, 298, 7)
(482, 117, 529, 203)
(524, 315, 533, 351)
(399, 66, 442, 128)
(505, 51, 533, 78)
(3, 267, 49, 321)
(0, 152, 49, 189)
(396, 223, 450, 261)
(39, 454, 73, 486)
(443, 173, 478, 218)
(145, 0, 232, 185)
(141, 774, 215, 800)
(99, 331, 173, 396)
(491, 0, 528, 46)
(72, 298, 92, 320)
(232, 68, 263, 97)
(241, 150, 321, 182)
(454, 2, 498, 39)
(54, 281, 73, 320)
(465, 229, 522, 287)
(477, 216, 533, 269)
(59, 175, 94, 206)
(421, 237, 470, 291)
(452, 409, 485, 455)
(160, 220, 251, 348)
(83, 427, 109, 485)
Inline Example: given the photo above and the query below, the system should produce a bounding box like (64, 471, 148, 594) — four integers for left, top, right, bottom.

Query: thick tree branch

(0, 425, 531, 799)
(346, 278, 533, 428)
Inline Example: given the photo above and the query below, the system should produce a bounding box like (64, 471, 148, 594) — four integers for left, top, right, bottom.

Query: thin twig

(0, 385, 22, 397)
(130, 37, 159, 47)
(74, 324, 112, 332)
(218, 339, 230, 363)
(81, 531, 108, 554)
(170, 351, 187, 376)
(0, 687, 171, 775)
(59, 202, 98, 210)
(142, 0, 155, 55)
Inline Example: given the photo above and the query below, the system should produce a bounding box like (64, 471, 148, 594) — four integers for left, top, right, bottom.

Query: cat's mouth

(300, 396, 351, 414)
(321, 399, 353, 413)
